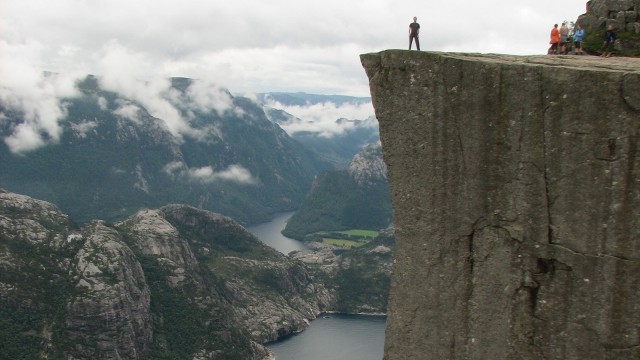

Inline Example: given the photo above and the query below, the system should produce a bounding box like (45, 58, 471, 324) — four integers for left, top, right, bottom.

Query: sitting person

(601, 24, 616, 57)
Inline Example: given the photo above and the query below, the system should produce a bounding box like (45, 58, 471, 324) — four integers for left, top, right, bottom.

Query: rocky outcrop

(66, 222, 152, 359)
(361, 51, 640, 359)
(582, 0, 640, 34)
(579, 0, 640, 54)
(348, 142, 387, 186)
(0, 189, 154, 359)
(0, 190, 329, 359)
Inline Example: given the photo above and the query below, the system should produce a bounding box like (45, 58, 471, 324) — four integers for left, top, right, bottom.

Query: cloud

(163, 162, 255, 185)
(183, 79, 234, 115)
(70, 120, 99, 139)
(265, 100, 377, 137)
(0, 53, 81, 153)
(2, 0, 586, 99)
(113, 101, 143, 124)
(92, 40, 237, 140)
(92, 40, 190, 138)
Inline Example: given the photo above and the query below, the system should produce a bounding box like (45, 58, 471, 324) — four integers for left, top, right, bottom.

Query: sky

(0, 0, 586, 154)
(1, 0, 586, 96)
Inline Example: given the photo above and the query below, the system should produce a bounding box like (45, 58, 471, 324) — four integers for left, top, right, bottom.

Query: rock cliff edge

(361, 51, 640, 360)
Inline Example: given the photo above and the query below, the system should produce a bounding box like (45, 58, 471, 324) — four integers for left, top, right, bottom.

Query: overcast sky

(2, 0, 586, 97)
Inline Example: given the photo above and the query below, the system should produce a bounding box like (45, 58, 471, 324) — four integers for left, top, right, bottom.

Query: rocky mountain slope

(0, 189, 331, 359)
(0, 188, 392, 359)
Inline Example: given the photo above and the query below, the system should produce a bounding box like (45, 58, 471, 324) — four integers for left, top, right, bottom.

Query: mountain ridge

(0, 76, 327, 225)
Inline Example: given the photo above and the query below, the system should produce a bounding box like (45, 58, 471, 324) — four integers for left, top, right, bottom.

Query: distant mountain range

(0, 77, 378, 225)
(259, 92, 380, 169)
(256, 92, 371, 107)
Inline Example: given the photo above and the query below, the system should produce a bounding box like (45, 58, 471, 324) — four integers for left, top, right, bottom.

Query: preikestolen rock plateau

(361, 50, 640, 360)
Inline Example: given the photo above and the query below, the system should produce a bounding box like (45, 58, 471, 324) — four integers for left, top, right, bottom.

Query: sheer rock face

(66, 222, 152, 359)
(361, 51, 640, 360)
(348, 142, 388, 186)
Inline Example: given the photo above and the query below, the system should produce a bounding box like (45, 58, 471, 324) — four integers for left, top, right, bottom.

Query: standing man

(559, 22, 569, 54)
(409, 16, 420, 51)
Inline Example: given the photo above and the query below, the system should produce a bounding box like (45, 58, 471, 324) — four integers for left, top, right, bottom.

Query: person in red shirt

(549, 24, 560, 54)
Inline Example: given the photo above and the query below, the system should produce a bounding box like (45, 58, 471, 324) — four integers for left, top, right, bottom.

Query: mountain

(259, 92, 380, 168)
(293, 228, 394, 314)
(282, 143, 392, 239)
(0, 188, 392, 359)
(0, 189, 333, 359)
(0, 76, 325, 225)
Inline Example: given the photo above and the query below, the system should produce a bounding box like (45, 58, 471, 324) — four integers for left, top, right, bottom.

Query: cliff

(361, 50, 640, 359)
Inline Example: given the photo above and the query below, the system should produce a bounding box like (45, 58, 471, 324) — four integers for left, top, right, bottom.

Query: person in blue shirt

(601, 24, 616, 57)
(573, 24, 585, 55)
(409, 17, 420, 51)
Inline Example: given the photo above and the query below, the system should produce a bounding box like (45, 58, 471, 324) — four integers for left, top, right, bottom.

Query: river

(247, 212, 308, 255)
(247, 213, 387, 360)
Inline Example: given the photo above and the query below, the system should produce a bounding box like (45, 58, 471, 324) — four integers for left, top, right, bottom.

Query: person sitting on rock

(601, 24, 616, 57)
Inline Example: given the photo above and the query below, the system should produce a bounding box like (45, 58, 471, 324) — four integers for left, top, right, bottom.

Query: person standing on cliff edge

(409, 16, 420, 50)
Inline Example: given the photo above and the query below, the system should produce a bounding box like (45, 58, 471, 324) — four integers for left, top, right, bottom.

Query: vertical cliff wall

(361, 51, 640, 360)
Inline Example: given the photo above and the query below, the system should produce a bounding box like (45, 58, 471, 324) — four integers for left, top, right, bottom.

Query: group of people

(549, 22, 585, 55)
(408, 16, 618, 57)
(549, 22, 617, 57)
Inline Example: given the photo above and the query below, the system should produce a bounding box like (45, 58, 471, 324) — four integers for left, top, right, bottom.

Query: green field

(322, 238, 367, 248)
(312, 229, 380, 248)
(315, 229, 378, 238)
(338, 230, 378, 238)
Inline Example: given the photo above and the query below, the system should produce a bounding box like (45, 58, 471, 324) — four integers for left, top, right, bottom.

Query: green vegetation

(329, 232, 395, 313)
(323, 238, 366, 248)
(310, 229, 380, 248)
(0, 302, 46, 360)
(138, 254, 254, 360)
(282, 171, 392, 240)
(302, 229, 380, 248)
(0, 233, 78, 360)
(325, 229, 378, 238)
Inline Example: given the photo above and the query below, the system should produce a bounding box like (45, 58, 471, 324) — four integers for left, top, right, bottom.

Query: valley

(0, 80, 392, 359)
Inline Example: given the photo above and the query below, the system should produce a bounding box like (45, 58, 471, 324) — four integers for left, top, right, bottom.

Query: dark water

(247, 213, 387, 360)
(247, 212, 309, 255)
(267, 314, 386, 360)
